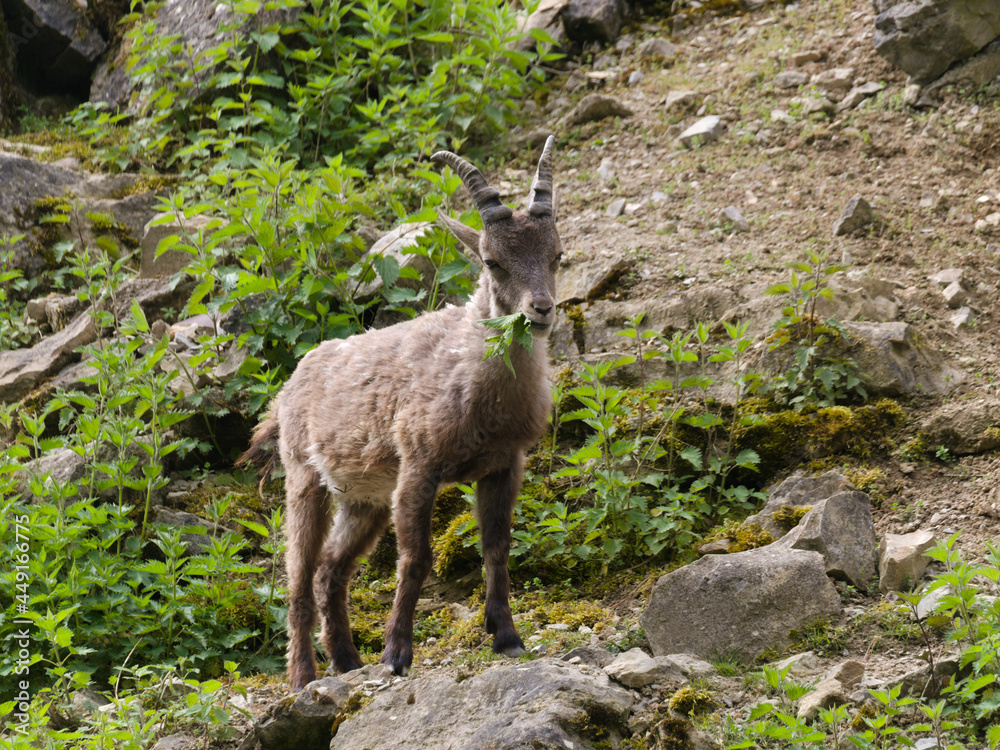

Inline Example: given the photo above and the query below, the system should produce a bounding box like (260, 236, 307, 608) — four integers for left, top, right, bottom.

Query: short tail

(237, 414, 281, 483)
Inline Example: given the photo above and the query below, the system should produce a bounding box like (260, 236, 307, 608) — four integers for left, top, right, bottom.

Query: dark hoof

(288, 661, 316, 693)
(380, 645, 412, 676)
(332, 645, 365, 674)
(492, 629, 526, 658)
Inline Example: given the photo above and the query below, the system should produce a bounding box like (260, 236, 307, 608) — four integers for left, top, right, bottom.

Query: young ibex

(240, 136, 562, 689)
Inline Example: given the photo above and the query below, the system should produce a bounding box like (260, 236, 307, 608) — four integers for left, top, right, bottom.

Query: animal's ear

(437, 210, 482, 256)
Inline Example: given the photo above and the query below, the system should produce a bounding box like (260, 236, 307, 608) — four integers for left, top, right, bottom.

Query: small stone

(598, 157, 616, 181)
(826, 660, 864, 689)
(719, 206, 749, 232)
(604, 648, 661, 688)
(628, 70, 645, 86)
(698, 538, 731, 555)
(771, 651, 821, 676)
(678, 115, 723, 148)
(664, 90, 703, 112)
(606, 198, 627, 217)
(879, 530, 936, 593)
(903, 83, 922, 106)
(794, 96, 834, 116)
(657, 653, 717, 678)
(942, 281, 967, 309)
(255, 676, 351, 750)
(790, 50, 822, 66)
(25, 298, 49, 322)
(530, 643, 548, 655)
(836, 81, 885, 112)
(919, 191, 939, 208)
(949, 307, 974, 329)
(638, 37, 678, 62)
(774, 70, 810, 88)
(797, 677, 849, 720)
(928, 268, 962, 286)
(562, 94, 635, 126)
(811, 67, 855, 92)
(832, 194, 874, 236)
(770, 108, 791, 123)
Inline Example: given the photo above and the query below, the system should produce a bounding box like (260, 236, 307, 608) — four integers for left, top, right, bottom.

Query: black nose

(533, 305, 552, 317)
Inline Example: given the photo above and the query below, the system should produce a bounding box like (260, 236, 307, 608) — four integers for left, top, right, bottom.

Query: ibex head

(433, 135, 562, 337)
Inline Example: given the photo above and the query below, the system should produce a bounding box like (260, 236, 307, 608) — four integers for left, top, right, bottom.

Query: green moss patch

(734, 398, 906, 479)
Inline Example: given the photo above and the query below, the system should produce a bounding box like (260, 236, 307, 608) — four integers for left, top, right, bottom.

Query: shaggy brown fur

(239, 138, 562, 690)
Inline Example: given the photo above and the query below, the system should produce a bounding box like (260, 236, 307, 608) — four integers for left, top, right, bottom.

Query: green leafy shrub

(763, 248, 868, 410)
(69, 0, 554, 176)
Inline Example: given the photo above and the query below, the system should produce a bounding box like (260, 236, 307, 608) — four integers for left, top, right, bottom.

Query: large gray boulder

(873, 0, 1000, 83)
(562, 0, 625, 44)
(843, 321, 964, 395)
(920, 397, 1000, 455)
(329, 659, 634, 750)
(745, 471, 856, 539)
(0, 152, 157, 281)
(0, 311, 96, 403)
(4, 0, 107, 94)
(91, 0, 299, 109)
(774, 490, 879, 590)
(640, 547, 842, 661)
(255, 677, 351, 750)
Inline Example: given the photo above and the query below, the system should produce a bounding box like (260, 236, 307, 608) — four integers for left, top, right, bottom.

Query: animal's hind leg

(283, 461, 332, 691)
(315, 499, 391, 673)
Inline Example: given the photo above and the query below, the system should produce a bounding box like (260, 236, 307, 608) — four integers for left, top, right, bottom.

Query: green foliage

(727, 533, 1000, 750)
(0, 234, 33, 350)
(1, 661, 249, 749)
(467, 316, 768, 580)
(702, 520, 774, 553)
(763, 248, 868, 410)
(481, 312, 535, 374)
(68, 0, 553, 177)
(668, 685, 716, 717)
(0, 233, 286, 747)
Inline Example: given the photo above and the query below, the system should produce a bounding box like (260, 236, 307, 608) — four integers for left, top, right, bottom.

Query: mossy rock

(772, 504, 811, 534)
(667, 686, 715, 716)
(733, 398, 906, 480)
(702, 519, 774, 553)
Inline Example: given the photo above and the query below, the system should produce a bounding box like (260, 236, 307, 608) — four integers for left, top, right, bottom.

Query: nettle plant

(67, 0, 557, 177)
(479, 314, 766, 579)
(732, 533, 1000, 750)
(0, 233, 288, 745)
(152, 149, 481, 414)
(763, 248, 868, 410)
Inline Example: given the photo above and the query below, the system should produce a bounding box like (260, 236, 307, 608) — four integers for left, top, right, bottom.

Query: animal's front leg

(477, 459, 526, 658)
(381, 469, 437, 675)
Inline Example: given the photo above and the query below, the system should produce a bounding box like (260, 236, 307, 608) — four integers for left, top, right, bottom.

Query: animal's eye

(484, 259, 500, 270)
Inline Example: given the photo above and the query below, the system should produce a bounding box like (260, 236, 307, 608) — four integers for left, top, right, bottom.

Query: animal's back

(276, 305, 473, 480)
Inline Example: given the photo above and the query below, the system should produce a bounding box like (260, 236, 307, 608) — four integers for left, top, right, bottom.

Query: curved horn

(526, 135, 555, 218)
(431, 151, 512, 225)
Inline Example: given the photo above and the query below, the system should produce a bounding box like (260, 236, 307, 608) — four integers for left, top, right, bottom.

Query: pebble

(774, 70, 809, 89)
